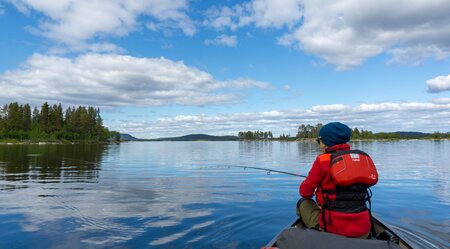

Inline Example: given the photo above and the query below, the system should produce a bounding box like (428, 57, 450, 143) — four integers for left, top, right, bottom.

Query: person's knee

(297, 198, 307, 209)
(297, 198, 315, 217)
(298, 198, 316, 210)
(296, 198, 308, 217)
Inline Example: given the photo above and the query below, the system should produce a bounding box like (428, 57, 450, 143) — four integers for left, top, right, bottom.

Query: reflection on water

(0, 144, 105, 185)
(0, 141, 449, 248)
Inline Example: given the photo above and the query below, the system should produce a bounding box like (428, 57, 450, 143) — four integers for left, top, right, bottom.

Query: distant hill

(120, 133, 139, 141)
(120, 133, 238, 141)
(372, 131, 430, 139)
(147, 134, 238, 141)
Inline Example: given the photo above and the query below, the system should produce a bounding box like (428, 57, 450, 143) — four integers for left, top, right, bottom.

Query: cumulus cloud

(206, 0, 450, 70)
(7, 0, 195, 50)
(204, 35, 237, 47)
(283, 0, 450, 70)
(388, 45, 450, 66)
(427, 74, 450, 93)
(250, 0, 303, 28)
(117, 101, 450, 138)
(0, 53, 270, 107)
(203, 0, 302, 30)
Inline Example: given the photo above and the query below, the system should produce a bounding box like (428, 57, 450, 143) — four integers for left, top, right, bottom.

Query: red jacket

(299, 144, 371, 238)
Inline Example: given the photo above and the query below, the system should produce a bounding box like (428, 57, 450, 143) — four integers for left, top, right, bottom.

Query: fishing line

(222, 165, 307, 178)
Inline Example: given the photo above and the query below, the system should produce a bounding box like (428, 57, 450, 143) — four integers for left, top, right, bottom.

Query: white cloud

(206, 1, 450, 70)
(277, 33, 296, 47)
(432, 98, 450, 104)
(0, 53, 270, 107)
(357, 102, 438, 112)
(285, 0, 450, 70)
(388, 45, 450, 66)
(203, 0, 302, 30)
(48, 42, 125, 54)
(8, 0, 195, 49)
(204, 5, 254, 31)
(117, 101, 450, 138)
(250, 0, 303, 28)
(427, 74, 450, 93)
(204, 35, 237, 47)
(225, 77, 269, 89)
(311, 104, 350, 113)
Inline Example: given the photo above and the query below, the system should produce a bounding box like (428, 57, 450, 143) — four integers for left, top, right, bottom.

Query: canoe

(264, 216, 414, 249)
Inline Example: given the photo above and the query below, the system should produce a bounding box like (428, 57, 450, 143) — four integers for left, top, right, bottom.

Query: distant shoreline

(121, 137, 450, 142)
(2, 138, 449, 144)
(120, 131, 450, 142)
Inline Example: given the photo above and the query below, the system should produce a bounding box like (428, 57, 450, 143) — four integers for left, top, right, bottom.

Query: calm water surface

(0, 141, 449, 248)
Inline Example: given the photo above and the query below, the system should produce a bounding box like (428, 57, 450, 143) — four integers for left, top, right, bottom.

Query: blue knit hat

(319, 122, 352, 147)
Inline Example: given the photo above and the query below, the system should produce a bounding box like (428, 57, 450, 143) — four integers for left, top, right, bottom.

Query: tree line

(239, 123, 450, 141)
(298, 123, 450, 140)
(238, 131, 273, 140)
(238, 131, 295, 141)
(296, 124, 376, 139)
(0, 102, 119, 142)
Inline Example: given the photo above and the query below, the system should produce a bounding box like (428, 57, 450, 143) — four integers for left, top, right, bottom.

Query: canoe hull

(265, 216, 413, 249)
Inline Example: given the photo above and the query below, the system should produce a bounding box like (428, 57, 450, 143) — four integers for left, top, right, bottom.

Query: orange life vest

(329, 150, 378, 187)
(318, 149, 378, 233)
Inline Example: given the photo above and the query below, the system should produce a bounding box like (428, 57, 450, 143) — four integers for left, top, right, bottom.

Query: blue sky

(1, 0, 450, 138)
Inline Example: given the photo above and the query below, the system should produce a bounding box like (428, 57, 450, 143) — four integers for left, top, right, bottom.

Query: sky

(0, 0, 450, 139)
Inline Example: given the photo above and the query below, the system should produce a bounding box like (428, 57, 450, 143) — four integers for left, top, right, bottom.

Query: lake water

(0, 141, 449, 248)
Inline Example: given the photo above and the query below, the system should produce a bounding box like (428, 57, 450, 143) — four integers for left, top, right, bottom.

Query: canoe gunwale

(265, 215, 413, 249)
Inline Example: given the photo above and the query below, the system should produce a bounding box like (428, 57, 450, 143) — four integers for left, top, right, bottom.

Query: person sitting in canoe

(297, 122, 378, 239)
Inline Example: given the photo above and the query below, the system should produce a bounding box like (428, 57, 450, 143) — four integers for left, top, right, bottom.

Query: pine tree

(40, 102, 50, 133)
(7, 102, 23, 131)
(23, 104, 32, 131)
(52, 104, 63, 132)
(32, 107, 39, 124)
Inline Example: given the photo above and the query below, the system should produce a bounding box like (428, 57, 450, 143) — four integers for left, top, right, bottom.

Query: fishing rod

(225, 165, 307, 178)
